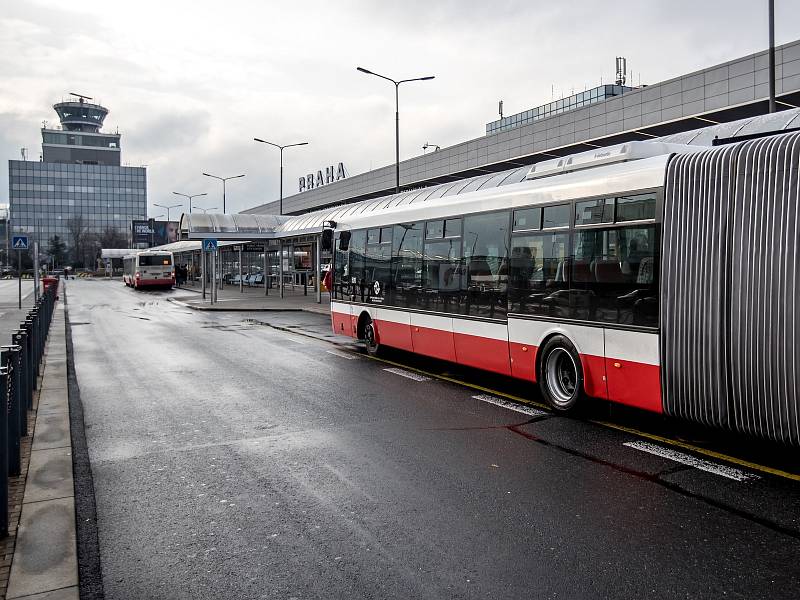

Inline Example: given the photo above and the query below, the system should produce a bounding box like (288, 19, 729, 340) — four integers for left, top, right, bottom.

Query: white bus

(320, 133, 800, 446)
(123, 251, 175, 289)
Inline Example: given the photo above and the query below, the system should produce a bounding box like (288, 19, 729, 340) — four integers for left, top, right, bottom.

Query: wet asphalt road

(66, 279, 800, 600)
(0, 278, 34, 306)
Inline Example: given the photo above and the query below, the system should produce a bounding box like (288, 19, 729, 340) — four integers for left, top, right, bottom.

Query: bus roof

(277, 152, 676, 234)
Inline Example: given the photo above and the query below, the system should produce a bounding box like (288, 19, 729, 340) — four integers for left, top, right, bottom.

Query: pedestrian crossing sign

(202, 238, 218, 252)
(12, 235, 28, 250)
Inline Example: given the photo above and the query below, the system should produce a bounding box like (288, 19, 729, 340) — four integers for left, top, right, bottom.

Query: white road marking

(326, 350, 358, 360)
(472, 394, 549, 417)
(383, 367, 430, 382)
(623, 440, 759, 482)
(285, 337, 306, 345)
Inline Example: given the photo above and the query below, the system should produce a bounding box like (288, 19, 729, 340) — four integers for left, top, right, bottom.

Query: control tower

(53, 93, 109, 133)
(42, 93, 121, 165)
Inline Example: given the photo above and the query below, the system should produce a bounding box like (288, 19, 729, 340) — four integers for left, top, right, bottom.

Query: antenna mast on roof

(68, 92, 93, 104)
(498, 100, 503, 120)
(615, 57, 627, 86)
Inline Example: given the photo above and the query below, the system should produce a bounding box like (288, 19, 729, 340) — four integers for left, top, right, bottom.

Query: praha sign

(299, 162, 346, 192)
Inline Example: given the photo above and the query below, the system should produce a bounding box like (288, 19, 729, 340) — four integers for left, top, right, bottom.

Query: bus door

(331, 232, 353, 336)
(598, 224, 661, 412)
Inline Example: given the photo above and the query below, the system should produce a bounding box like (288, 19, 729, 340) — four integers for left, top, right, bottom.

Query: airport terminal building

(8, 96, 147, 266)
(244, 40, 800, 217)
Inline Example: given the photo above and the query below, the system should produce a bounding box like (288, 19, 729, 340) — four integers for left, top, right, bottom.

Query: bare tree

(81, 232, 102, 269)
(99, 226, 128, 249)
(66, 216, 88, 267)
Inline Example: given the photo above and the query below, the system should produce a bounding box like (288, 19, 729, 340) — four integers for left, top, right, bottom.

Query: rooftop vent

(526, 141, 704, 180)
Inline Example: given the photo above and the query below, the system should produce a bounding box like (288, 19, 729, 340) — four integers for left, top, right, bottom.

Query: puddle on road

(199, 320, 262, 332)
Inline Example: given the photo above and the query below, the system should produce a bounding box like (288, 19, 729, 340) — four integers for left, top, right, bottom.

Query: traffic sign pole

(33, 242, 40, 302)
(201, 250, 206, 301)
(11, 236, 30, 309)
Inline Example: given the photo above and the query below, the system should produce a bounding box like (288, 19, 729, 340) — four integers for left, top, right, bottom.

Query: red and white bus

(325, 134, 800, 446)
(123, 251, 175, 289)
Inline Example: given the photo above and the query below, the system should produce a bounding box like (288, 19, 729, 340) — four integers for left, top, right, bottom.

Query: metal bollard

(0, 349, 20, 477)
(28, 311, 40, 383)
(13, 330, 29, 428)
(22, 319, 34, 402)
(0, 364, 8, 537)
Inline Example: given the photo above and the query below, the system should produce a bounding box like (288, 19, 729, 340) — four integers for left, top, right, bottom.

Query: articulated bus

(321, 133, 800, 446)
(123, 251, 175, 289)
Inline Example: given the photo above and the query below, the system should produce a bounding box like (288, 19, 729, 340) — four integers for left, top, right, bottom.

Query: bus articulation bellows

(322, 133, 800, 446)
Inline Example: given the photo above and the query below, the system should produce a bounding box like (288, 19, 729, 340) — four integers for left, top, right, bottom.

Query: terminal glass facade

(8, 160, 146, 253)
(486, 84, 635, 135)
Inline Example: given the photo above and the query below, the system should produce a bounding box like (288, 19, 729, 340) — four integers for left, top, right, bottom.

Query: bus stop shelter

(176, 213, 329, 304)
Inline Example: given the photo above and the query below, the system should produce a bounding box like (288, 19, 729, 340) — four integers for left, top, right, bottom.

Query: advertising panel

(131, 220, 179, 246)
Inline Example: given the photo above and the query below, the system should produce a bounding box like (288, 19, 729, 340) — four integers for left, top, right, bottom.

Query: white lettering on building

(298, 162, 347, 192)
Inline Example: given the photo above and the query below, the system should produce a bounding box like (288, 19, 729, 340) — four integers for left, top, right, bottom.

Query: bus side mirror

(339, 231, 351, 251)
(321, 229, 333, 252)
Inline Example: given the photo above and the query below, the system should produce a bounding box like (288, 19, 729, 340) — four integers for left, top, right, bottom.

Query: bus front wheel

(538, 336, 585, 413)
(363, 318, 382, 357)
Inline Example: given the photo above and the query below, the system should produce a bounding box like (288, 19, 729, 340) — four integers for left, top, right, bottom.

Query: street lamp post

(253, 139, 308, 215)
(153, 203, 182, 222)
(172, 191, 208, 214)
(195, 207, 219, 214)
(769, 0, 776, 113)
(357, 66, 434, 194)
(201, 173, 245, 213)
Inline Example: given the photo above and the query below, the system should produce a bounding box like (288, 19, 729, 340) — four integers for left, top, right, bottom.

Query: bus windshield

(139, 255, 172, 266)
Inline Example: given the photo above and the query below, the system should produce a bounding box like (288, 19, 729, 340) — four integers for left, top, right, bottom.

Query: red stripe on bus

(331, 311, 353, 338)
(410, 324, 456, 362)
(453, 331, 511, 376)
(135, 278, 173, 286)
(332, 309, 663, 414)
(375, 319, 414, 352)
(605, 358, 662, 413)
(581, 354, 608, 400)
(509, 342, 538, 381)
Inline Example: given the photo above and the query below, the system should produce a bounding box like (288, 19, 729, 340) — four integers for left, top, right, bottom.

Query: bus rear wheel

(363, 318, 382, 357)
(538, 336, 585, 413)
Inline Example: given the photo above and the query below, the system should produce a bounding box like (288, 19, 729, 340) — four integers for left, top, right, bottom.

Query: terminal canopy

(179, 213, 291, 240)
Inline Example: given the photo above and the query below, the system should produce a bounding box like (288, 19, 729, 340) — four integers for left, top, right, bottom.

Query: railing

(0, 285, 57, 536)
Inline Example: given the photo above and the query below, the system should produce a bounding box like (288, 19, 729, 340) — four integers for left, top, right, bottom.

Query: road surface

(65, 279, 800, 600)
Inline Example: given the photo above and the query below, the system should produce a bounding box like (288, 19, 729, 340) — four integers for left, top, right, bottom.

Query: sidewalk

(4, 300, 77, 599)
(172, 282, 331, 315)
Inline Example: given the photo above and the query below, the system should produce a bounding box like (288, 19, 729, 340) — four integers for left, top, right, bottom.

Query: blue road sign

(202, 238, 218, 252)
(12, 235, 28, 250)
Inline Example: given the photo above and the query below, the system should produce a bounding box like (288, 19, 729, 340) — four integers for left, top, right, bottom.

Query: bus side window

(463, 211, 510, 318)
(390, 223, 423, 308)
(348, 230, 368, 302)
(366, 230, 392, 303)
(422, 237, 462, 314)
(569, 225, 658, 326)
(508, 232, 569, 316)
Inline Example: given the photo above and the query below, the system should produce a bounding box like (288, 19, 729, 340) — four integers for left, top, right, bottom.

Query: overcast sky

(2, 0, 800, 216)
